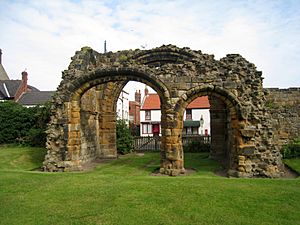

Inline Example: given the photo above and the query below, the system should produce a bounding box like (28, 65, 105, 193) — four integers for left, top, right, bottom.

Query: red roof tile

(141, 94, 160, 110)
(141, 94, 210, 110)
(186, 96, 210, 109)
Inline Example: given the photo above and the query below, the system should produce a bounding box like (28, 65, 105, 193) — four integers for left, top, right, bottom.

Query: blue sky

(0, 0, 299, 94)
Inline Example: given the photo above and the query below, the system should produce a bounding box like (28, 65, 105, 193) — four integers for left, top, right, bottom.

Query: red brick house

(129, 90, 141, 135)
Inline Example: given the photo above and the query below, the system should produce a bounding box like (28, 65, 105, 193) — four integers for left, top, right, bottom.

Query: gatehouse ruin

(43, 45, 286, 178)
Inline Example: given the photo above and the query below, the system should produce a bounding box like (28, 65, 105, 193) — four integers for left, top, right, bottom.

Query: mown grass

(0, 146, 300, 225)
(0, 145, 46, 171)
(284, 158, 300, 174)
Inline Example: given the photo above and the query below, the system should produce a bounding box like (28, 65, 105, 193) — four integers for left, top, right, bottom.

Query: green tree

(116, 119, 133, 154)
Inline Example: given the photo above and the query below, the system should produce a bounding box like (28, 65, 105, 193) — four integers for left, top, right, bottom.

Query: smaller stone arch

(173, 85, 244, 174)
(175, 85, 243, 119)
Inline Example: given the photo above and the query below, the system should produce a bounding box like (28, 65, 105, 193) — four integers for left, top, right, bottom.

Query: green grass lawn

(0, 146, 299, 225)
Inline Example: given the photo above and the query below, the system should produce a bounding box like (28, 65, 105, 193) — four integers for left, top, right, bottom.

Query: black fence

(133, 135, 211, 151)
(133, 136, 161, 151)
(182, 135, 211, 146)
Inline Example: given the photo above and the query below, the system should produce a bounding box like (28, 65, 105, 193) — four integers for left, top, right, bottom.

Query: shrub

(0, 101, 51, 147)
(184, 140, 210, 153)
(24, 128, 47, 147)
(116, 119, 133, 154)
(282, 138, 300, 159)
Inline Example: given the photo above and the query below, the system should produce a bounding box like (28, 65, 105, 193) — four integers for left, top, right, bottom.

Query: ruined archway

(44, 45, 284, 177)
(174, 85, 243, 173)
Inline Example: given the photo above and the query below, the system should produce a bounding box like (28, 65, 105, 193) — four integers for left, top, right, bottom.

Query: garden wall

(266, 88, 300, 147)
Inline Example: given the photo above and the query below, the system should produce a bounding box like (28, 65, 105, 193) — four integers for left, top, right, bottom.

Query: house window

(142, 123, 152, 134)
(186, 109, 192, 120)
(145, 110, 151, 120)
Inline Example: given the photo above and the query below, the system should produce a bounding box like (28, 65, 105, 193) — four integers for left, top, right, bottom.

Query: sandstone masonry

(43, 45, 285, 178)
(266, 88, 300, 148)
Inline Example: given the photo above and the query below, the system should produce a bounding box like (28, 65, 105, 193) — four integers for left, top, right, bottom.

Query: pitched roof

(186, 96, 210, 109)
(0, 64, 9, 80)
(0, 82, 7, 99)
(0, 80, 40, 99)
(1, 80, 22, 96)
(141, 94, 210, 110)
(17, 91, 54, 106)
(141, 94, 161, 110)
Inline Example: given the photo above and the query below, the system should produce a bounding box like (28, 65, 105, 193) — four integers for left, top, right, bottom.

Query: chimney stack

(21, 71, 28, 92)
(135, 90, 141, 103)
(14, 70, 28, 101)
(0, 49, 2, 64)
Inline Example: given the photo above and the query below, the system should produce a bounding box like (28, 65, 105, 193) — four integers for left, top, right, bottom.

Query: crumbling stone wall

(43, 45, 284, 178)
(266, 88, 300, 148)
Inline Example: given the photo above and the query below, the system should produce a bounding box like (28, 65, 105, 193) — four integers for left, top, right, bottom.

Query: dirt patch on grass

(214, 165, 298, 179)
(282, 164, 299, 179)
(80, 158, 114, 171)
(80, 152, 146, 171)
(150, 168, 197, 176)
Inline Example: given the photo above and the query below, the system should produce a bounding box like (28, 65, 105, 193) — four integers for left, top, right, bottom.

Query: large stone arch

(44, 45, 284, 177)
(43, 66, 171, 171)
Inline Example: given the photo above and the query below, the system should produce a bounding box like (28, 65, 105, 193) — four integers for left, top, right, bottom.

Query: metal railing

(133, 135, 211, 151)
(133, 136, 161, 151)
(182, 135, 211, 146)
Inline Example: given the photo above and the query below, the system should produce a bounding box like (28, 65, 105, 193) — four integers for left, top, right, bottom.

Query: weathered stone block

(240, 128, 256, 137)
(239, 145, 256, 155)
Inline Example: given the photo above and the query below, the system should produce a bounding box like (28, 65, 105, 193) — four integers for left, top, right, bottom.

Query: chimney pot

(22, 71, 28, 79)
(0, 49, 2, 64)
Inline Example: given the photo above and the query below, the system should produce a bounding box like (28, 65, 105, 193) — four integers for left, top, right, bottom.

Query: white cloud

(0, 0, 299, 92)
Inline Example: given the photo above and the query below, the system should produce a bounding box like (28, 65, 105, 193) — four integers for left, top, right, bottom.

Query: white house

(116, 90, 129, 122)
(140, 92, 210, 137)
(140, 94, 161, 136)
(182, 97, 210, 136)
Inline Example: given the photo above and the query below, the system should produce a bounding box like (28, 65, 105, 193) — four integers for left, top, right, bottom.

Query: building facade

(129, 90, 141, 135)
(116, 90, 129, 122)
(140, 92, 210, 137)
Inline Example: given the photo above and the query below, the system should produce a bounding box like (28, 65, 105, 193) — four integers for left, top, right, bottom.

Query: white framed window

(142, 123, 152, 134)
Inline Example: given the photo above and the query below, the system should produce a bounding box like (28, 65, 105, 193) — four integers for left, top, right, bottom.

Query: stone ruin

(266, 88, 300, 147)
(43, 45, 285, 178)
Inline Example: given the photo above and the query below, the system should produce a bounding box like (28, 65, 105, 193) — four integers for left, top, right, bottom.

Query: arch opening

(55, 69, 170, 171)
(175, 87, 242, 174)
